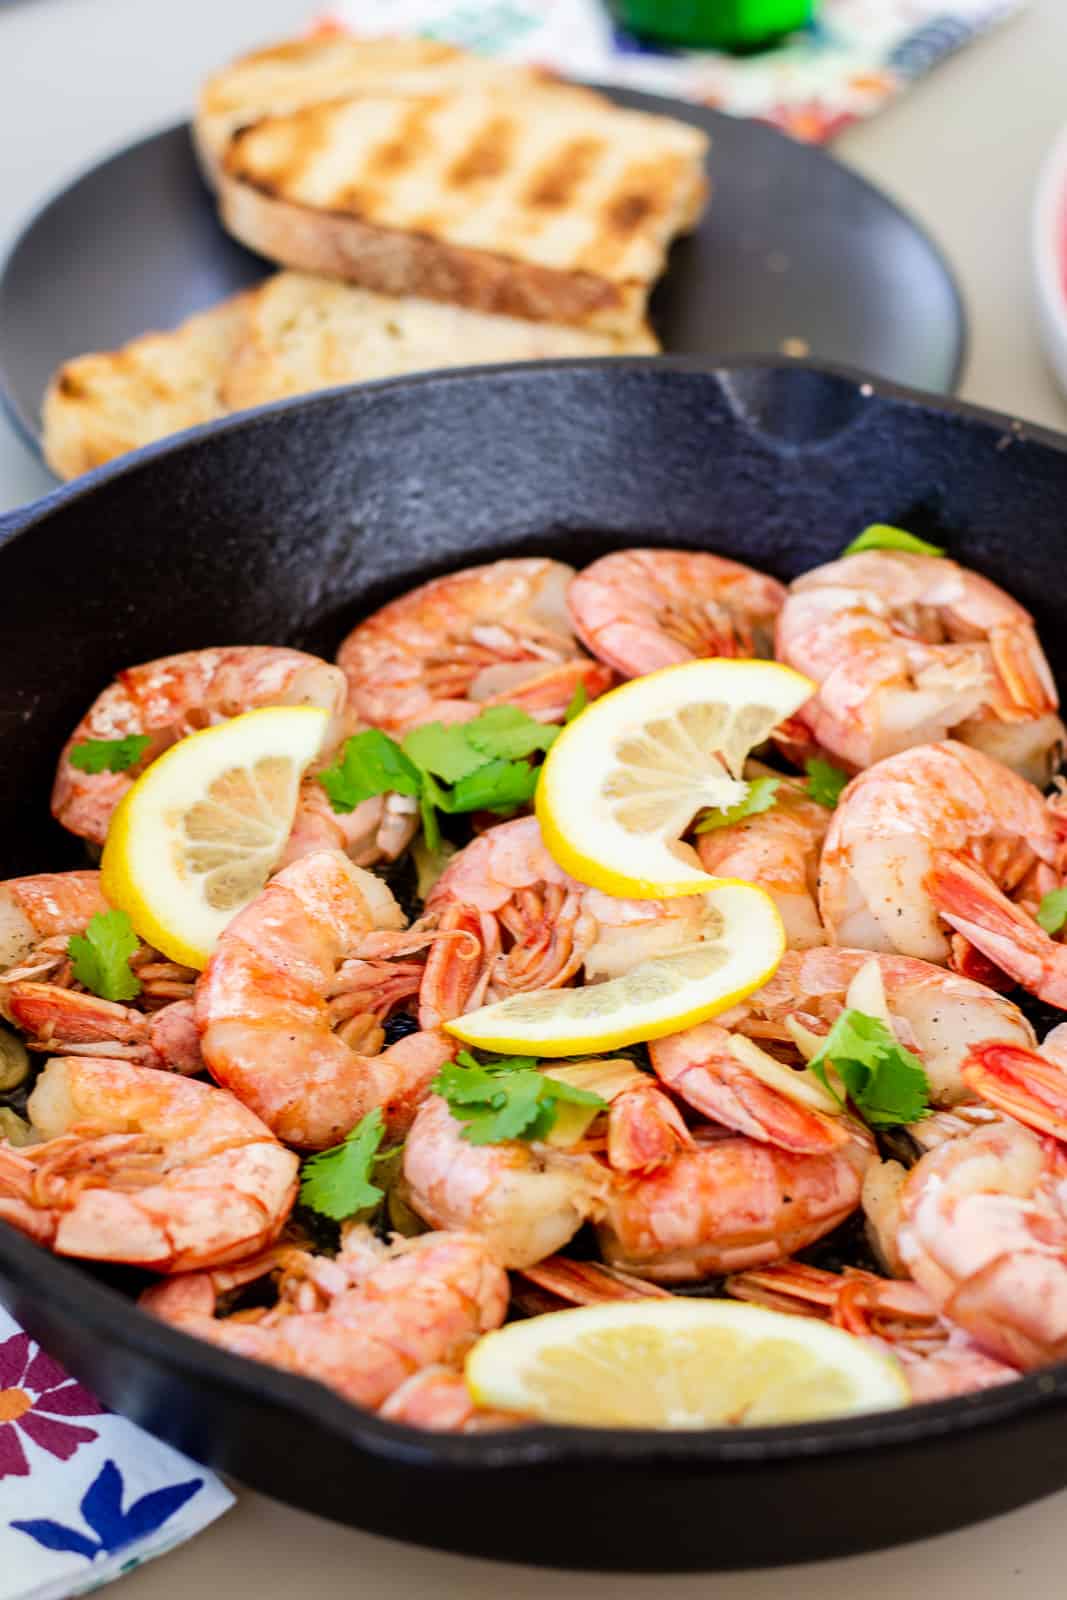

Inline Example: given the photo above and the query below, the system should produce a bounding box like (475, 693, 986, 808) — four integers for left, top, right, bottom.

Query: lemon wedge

(444, 880, 784, 1055)
(536, 658, 813, 898)
(101, 705, 329, 968)
(466, 1299, 909, 1428)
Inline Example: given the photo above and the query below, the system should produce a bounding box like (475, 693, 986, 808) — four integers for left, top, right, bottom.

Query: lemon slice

(101, 705, 329, 968)
(444, 880, 784, 1055)
(466, 1300, 909, 1428)
(537, 658, 813, 898)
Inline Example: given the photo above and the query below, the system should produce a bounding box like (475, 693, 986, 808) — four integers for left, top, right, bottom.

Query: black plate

(0, 359, 1061, 1573)
(0, 94, 966, 452)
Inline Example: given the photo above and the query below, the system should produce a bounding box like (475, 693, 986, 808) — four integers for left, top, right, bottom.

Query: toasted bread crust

(41, 294, 251, 480)
(195, 33, 600, 184)
(218, 174, 651, 332)
(221, 272, 657, 409)
(41, 272, 657, 478)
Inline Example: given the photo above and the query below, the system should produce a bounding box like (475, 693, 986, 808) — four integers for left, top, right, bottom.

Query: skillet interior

(2, 359, 1067, 1570)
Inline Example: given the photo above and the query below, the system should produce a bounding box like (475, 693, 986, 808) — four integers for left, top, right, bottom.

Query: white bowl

(1032, 121, 1067, 399)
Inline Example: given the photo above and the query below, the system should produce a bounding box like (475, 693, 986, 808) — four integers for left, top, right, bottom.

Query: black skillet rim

(0, 354, 1065, 1473)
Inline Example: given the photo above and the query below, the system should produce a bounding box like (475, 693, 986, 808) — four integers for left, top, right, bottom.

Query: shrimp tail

(418, 904, 498, 1029)
(929, 852, 1067, 1007)
(515, 1255, 672, 1306)
(961, 1041, 1067, 1141)
(607, 1084, 693, 1174)
(650, 1024, 848, 1155)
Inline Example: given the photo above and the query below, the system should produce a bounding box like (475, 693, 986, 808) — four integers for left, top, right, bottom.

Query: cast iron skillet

(1, 359, 1067, 1572)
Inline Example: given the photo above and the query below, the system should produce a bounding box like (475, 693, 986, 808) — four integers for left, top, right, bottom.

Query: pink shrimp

(776, 548, 1063, 783)
(196, 849, 453, 1148)
(52, 645, 348, 846)
(419, 815, 729, 1027)
(897, 1041, 1067, 1370)
(566, 548, 786, 679)
(403, 1053, 867, 1281)
(6, 986, 203, 1075)
(401, 1091, 614, 1269)
(695, 766, 830, 949)
(819, 740, 1067, 1005)
(648, 947, 1033, 1154)
(337, 558, 612, 736)
(726, 1261, 1019, 1403)
(140, 1227, 508, 1420)
(0, 1056, 297, 1270)
(598, 1119, 873, 1283)
(0, 870, 202, 1073)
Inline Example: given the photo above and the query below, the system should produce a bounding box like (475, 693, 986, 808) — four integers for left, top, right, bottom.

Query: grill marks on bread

(223, 90, 708, 300)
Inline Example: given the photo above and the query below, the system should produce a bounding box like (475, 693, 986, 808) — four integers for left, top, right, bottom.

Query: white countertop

(3, 0, 1067, 1590)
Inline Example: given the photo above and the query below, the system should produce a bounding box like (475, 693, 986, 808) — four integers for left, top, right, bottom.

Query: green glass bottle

(613, 0, 815, 51)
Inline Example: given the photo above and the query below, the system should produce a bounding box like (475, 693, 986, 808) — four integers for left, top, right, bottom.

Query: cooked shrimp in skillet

(419, 815, 729, 1027)
(649, 947, 1034, 1153)
(695, 766, 829, 949)
(197, 849, 453, 1148)
(567, 548, 786, 679)
(776, 550, 1063, 783)
(141, 1226, 508, 1418)
(337, 558, 612, 736)
(0, 1057, 297, 1270)
(52, 645, 348, 847)
(0, 870, 202, 1073)
(726, 1261, 1019, 1402)
(819, 740, 1067, 1004)
(894, 1041, 1067, 1370)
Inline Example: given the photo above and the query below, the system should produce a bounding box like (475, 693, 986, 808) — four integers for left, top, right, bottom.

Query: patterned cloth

(320, 0, 1023, 141)
(0, 1307, 233, 1600)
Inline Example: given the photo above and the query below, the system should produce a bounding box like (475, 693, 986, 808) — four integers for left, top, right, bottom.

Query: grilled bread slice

(218, 88, 708, 335)
(42, 293, 250, 480)
(196, 33, 599, 182)
(222, 271, 656, 409)
(41, 272, 656, 478)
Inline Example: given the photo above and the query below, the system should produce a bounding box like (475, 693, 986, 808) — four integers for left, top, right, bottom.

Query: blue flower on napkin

(11, 1459, 203, 1562)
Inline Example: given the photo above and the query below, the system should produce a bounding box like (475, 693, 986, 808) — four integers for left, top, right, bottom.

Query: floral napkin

(0, 1306, 233, 1600)
(318, 0, 1023, 141)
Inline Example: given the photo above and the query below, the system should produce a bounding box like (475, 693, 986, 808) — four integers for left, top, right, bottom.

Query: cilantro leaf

(298, 1107, 398, 1222)
(841, 524, 946, 559)
(808, 1009, 930, 1128)
(564, 682, 588, 723)
(69, 734, 151, 774)
(67, 910, 141, 1002)
(432, 1050, 606, 1146)
(448, 758, 539, 815)
(1038, 888, 1067, 935)
(401, 722, 489, 785)
(805, 757, 849, 809)
(463, 705, 560, 762)
(316, 730, 421, 814)
(695, 776, 781, 833)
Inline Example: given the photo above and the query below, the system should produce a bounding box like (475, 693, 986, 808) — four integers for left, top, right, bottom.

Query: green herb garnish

(1038, 888, 1067, 935)
(695, 776, 781, 833)
(564, 682, 588, 723)
(67, 909, 141, 1002)
(68, 734, 151, 774)
(841, 525, 946, 558)
(316, 729, 422, 814)
(805, 757, 849, 809)
(432, 1049, 607, 1146)
(808, 1009, 930, 1128)
(298, 1107, 403, 1222)
(317, 704, 562, 844)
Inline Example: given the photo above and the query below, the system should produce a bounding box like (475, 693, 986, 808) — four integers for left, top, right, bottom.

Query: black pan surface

(0, 96, 966, 453)
(0, 360, 1065, 1571)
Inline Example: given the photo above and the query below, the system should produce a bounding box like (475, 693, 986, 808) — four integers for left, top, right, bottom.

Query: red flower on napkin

(0, 1332, 103, 1478)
